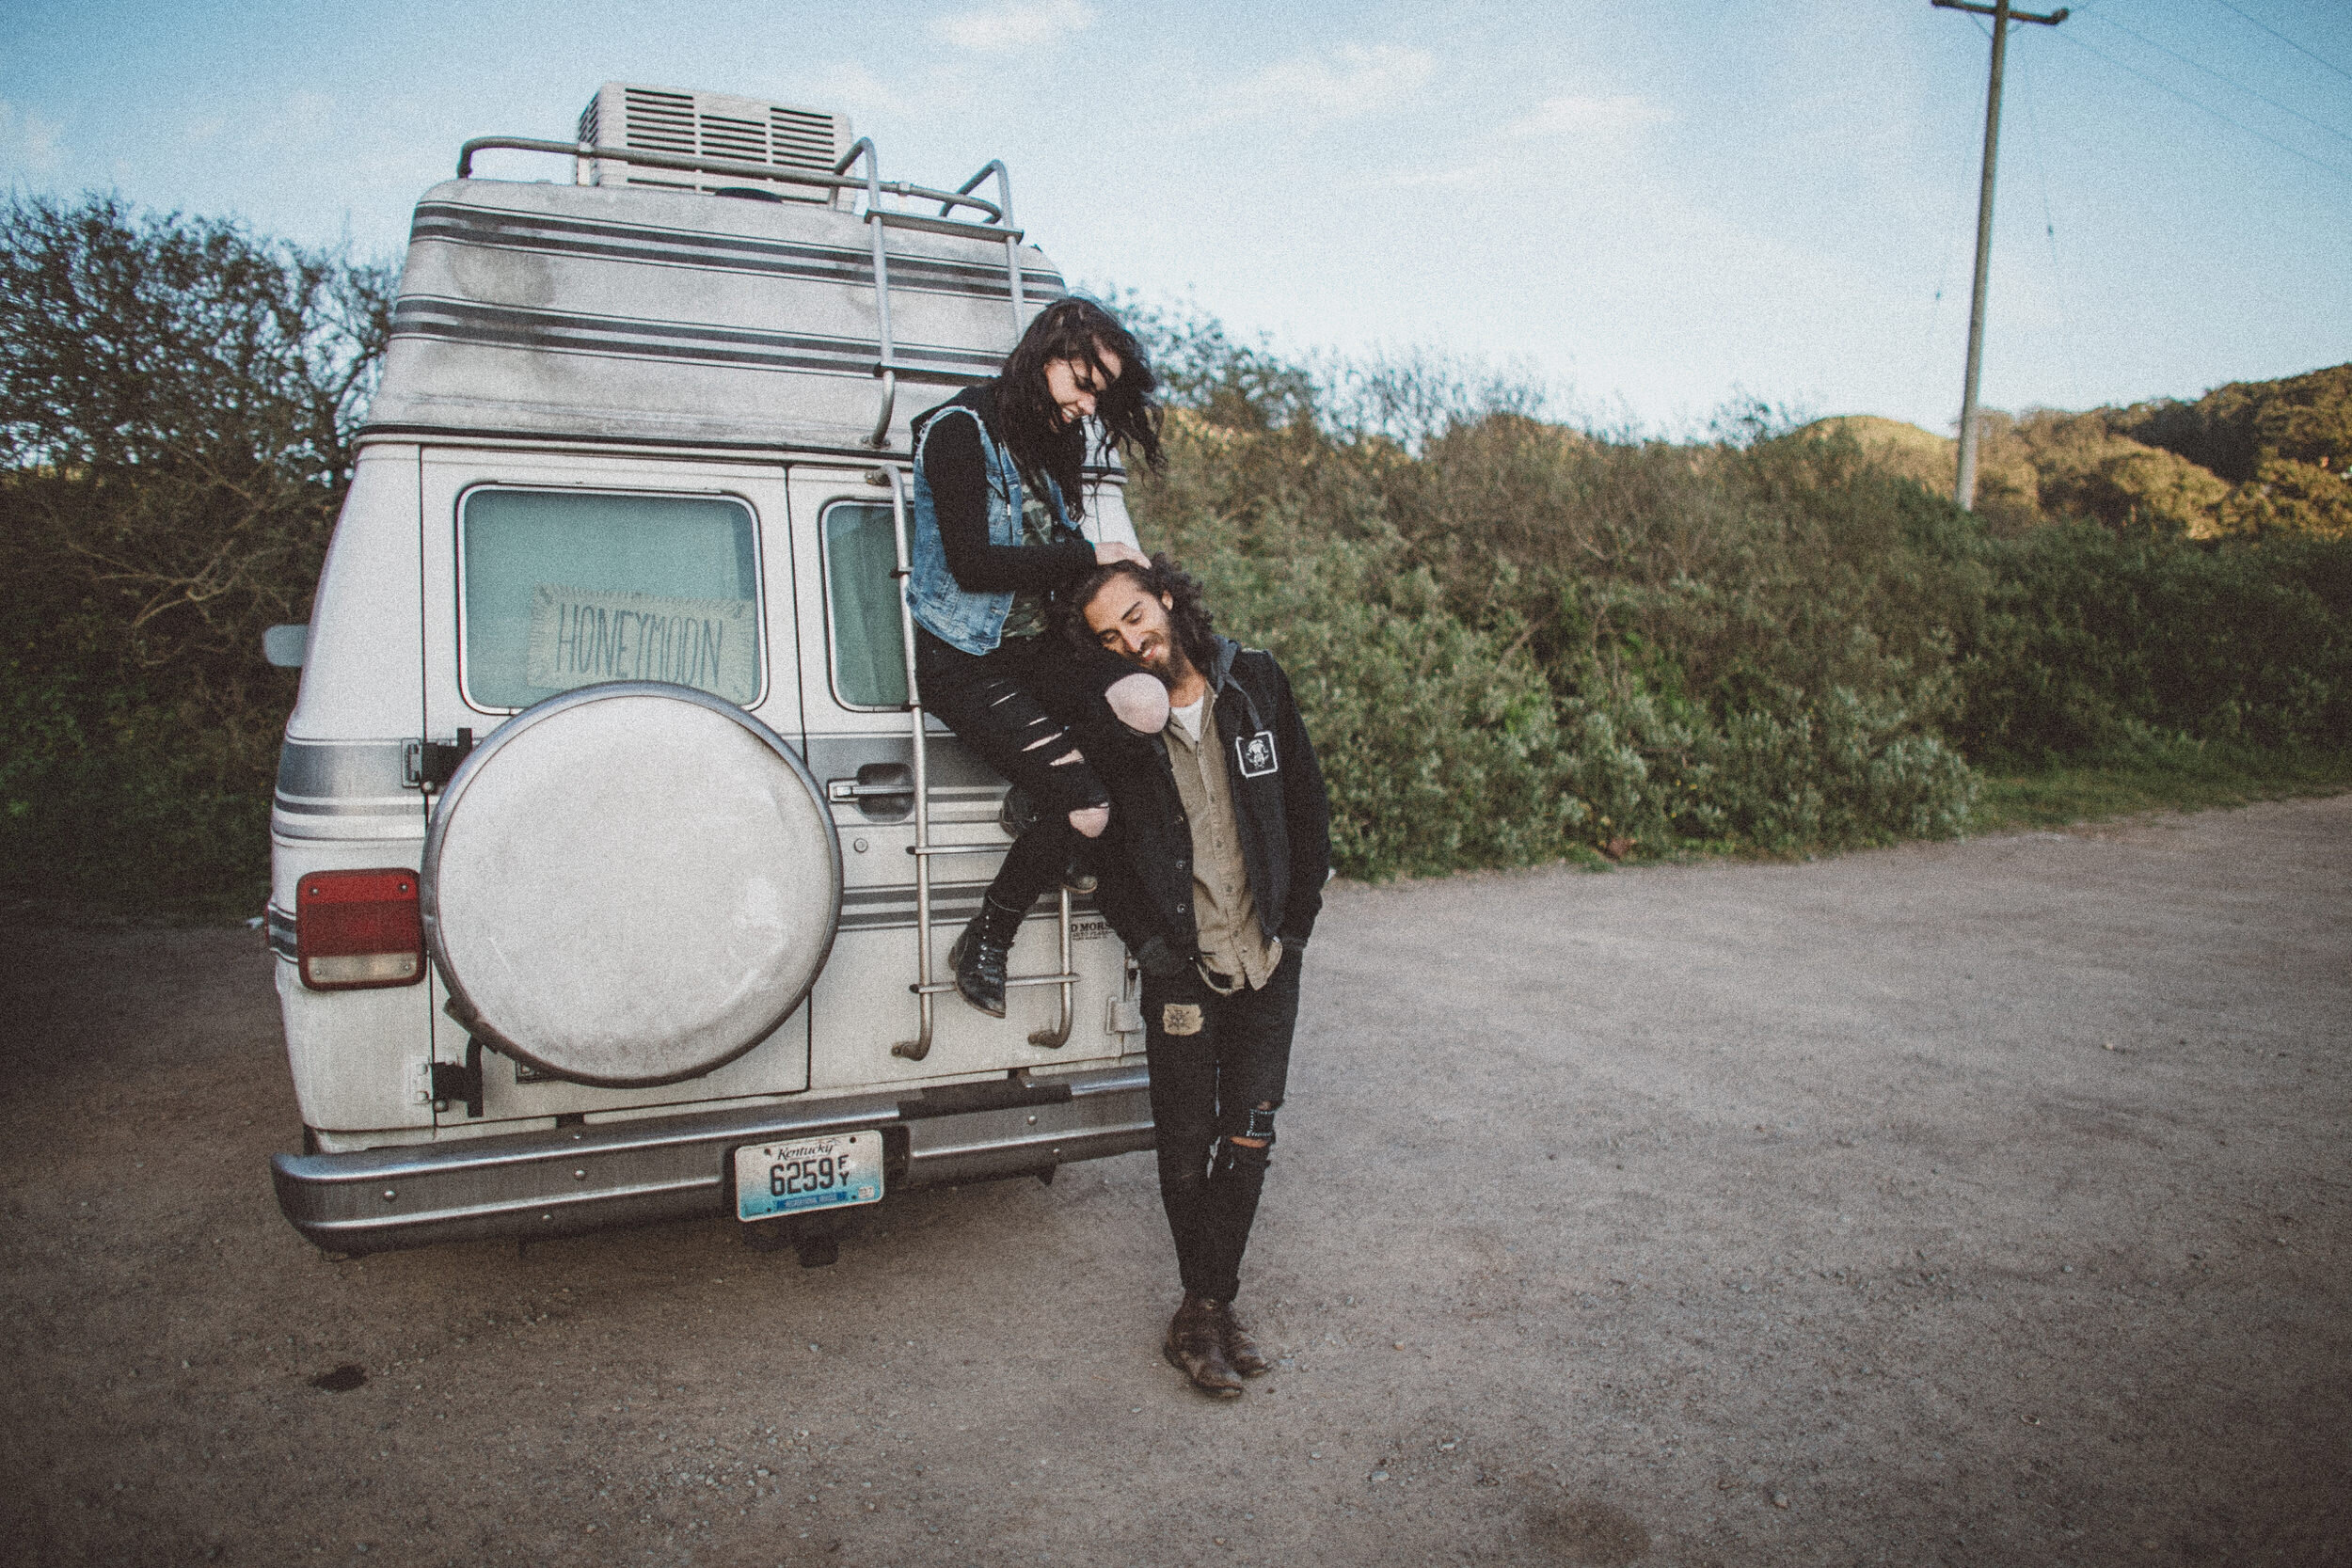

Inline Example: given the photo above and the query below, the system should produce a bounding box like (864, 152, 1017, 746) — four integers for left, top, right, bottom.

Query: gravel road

(5, 797, 2346, 1568)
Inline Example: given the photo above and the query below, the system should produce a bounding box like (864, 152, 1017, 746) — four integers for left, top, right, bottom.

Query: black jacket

(1086, 636, 1332, 967)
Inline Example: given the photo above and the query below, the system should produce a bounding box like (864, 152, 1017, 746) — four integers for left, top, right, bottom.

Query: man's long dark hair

(996, 297, 1165, 522)
(1058, 553, 1218, 678)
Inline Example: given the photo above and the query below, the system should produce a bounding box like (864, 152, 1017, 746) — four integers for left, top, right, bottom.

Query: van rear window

(822, 501, 909, 708)
(459, 489, 762, 710)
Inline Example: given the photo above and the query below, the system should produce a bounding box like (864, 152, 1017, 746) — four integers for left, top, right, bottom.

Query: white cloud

(1210, 42, 1436, 128)
(0, 100, 65, 172)
(1507, 94, 1671, 139)
(930, 0, 1099, 54)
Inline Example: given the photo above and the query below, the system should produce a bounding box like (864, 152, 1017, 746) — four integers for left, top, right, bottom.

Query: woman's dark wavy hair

(1057, 553, 1217, 677)
(996, 296, 1165, 522)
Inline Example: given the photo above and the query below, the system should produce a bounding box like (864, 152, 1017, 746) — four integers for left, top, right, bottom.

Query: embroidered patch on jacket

(1234, 730, 1279, 778)
(1161, 1003, 1204, 1036)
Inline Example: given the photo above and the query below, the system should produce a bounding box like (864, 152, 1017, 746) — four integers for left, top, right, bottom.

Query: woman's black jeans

(1142, 952, 1302, 1305)
(914, 625, 1123, 915)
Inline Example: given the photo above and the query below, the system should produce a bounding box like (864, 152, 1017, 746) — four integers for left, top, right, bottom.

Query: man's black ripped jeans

(915, 624, 1123, 913)
(1142, 951, 1303, 1304)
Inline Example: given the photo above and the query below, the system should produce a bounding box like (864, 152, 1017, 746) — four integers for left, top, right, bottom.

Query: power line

(2055, 27, 2352, 185)
(2202, 0, 2352, 87)
(2087, 9, 2352, 149)
(2014, 51, 2083, 408)
(1910, 112, 1978, 427)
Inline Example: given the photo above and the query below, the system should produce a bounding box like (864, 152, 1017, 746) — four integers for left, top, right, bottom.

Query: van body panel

(278, 961, 436, 1133)
(270, 834, 436, 1131)
(447, 1001, 815, 1126)
(286, 445, 425, 745)
(804, 911, 1134, 1090)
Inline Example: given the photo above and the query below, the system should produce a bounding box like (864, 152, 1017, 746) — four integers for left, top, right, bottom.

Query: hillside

(1807, 363, 2352, 540)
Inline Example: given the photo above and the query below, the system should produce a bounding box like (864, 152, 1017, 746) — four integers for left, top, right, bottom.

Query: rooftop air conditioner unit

(577, 83, 851, 204)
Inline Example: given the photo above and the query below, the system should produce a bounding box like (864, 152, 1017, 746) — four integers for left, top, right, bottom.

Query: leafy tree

(0, 193, 393, 911)
(7, 209, 2343, 906)
(1, 193, 390, 658)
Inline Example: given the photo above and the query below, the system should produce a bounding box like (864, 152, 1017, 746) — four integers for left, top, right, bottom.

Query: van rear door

(417, 448, 816, 1124)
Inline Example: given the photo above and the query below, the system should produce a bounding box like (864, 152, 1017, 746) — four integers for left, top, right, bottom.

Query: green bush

(1128, 346, 1994, 870)
(0, 647, 281, 915)
(1955, 525, 2352, 763)
(1125, 316, 2351, 874)
(0, 194, 389, 914)
(1189, 541, 1585, 879)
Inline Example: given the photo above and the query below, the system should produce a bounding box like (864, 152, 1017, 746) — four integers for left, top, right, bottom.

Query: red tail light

(296, 869, 425, 990)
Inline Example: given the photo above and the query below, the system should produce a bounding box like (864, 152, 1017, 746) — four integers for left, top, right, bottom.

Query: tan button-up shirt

(1164, 687, 1282, 993)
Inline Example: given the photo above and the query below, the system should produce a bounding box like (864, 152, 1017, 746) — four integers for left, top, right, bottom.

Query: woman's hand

(1092, 540, 1150, 569)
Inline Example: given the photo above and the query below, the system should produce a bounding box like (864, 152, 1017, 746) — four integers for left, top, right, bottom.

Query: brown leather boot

(1210, 1299, 1270, 1377)
(1162, 1293, 1243, 1398)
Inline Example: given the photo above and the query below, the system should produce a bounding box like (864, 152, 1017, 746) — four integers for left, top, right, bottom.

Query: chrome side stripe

(409, 202, 1066, 304)
(266, 904, 298, 961)
(275, 738, 421, 820)
(391, 297, 1002, 383)
(278, 738, 409, 797)
(837, 881, 1101, 933)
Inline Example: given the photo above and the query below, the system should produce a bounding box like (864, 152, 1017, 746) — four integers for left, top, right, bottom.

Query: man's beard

(1135, 636, 1189, 688)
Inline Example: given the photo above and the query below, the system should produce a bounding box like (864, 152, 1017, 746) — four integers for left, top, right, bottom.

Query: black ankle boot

(950, 895, 1026, 1018)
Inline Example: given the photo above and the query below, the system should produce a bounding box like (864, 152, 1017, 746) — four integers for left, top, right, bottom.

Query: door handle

(826, 763, 914, 820)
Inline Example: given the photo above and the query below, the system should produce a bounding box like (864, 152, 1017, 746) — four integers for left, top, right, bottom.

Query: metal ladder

(843, 147, 1083, 1062)
(834, 139, 1028, 450)
(879, 462, 1080, 1062)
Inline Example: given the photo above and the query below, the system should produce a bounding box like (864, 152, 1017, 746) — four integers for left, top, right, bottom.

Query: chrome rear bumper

(271, 1064, 1152, 1254)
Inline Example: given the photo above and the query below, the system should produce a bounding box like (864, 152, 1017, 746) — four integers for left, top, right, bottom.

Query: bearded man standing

(1060, 555, 1331, 1399)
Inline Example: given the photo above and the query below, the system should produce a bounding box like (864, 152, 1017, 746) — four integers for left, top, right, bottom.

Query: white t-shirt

(1168, 696, 1207, 746)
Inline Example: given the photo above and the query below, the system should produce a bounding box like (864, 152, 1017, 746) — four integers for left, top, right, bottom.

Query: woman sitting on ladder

(907, 295, 1170, 1017)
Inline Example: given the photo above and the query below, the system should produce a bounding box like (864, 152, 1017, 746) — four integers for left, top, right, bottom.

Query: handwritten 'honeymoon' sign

(526, 586, 756, 703)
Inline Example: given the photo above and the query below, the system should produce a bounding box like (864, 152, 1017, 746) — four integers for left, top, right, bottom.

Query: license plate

(735, 1131, 883, 1223)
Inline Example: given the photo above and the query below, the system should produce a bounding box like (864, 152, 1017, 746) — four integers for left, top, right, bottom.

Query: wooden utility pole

(1933, 0, 2066, 511)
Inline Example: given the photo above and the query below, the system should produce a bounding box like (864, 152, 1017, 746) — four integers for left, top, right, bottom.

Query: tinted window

(460, 489, 761, 710)
(822, 501, 908, 708)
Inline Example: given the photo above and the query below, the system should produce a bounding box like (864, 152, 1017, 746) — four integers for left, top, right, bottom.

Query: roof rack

(454, 135, 1028, 447)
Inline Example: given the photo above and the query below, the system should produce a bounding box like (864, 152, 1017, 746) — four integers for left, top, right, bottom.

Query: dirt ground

(4, 797, 2346, 1568)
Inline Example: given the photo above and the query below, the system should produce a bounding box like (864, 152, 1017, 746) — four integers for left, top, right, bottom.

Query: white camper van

(265, 86, 1152, 1262)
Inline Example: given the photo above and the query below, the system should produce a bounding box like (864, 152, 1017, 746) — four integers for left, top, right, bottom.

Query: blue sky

(4, 0, 2347, 435)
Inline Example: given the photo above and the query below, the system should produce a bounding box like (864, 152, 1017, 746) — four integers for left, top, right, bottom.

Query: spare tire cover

(421, 682, 842, 1087)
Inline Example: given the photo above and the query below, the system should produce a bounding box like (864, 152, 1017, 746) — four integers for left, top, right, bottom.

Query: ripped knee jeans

(915, 626, 1123, 913)
(1142, 949, 1303, 1305)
